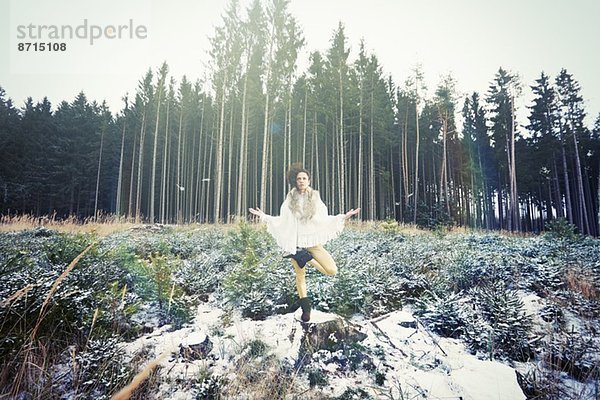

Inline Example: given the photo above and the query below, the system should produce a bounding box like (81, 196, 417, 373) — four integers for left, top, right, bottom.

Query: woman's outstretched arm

(343, 208, 361, 219)
(249, 207, 268, 218)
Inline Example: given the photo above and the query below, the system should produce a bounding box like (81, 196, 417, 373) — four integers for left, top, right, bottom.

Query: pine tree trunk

(150, 87, 163, 223)
(287, 77, 292, 173)
(439, 112, 448, 212)
(499, 191, 505, 229)
(260, 91, 271, 211)
(572, 130, 590, 234)
(546, 177, 553, 221)
(505, 128, 513, 231)
(116, 121, 126, 217)
(369, 86, 375, 220)
(283, 99, 289, 198)
(215, 81, 227, 222)
(268, 132, 273, 212)
(128, 122, 138, 220)
(402, 106, 409, 219)
(94, 122, 105, 220)
(413, 93, 420, 224)
(160, 100, 170, 224)
(553, 155, 564, 218)
(510, 99, 520, 231)
(390, 150, 396, 219)
(358, 80, 363, 219)
(176, 108, 183, 224)
(260, 28, 274, 212)
(324, 116, 330, 203)
(339, 64, 346, 213)
(242, 114, 249, 215)
(135, 110, 147, 223)
(331, 115, 337, 211)
(236, 74, 248, 217)
(186, 115, 197, 223)
(302, 88, 308, 167)
(227, 103, 235, 222)
(205, 125, 214, 223)
(561, 139, 573, 224)
(195, 100, 206, 221)
(313, 111, 319, 189)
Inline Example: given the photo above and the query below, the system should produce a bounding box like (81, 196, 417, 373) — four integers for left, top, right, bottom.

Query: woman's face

(295, 172, 310, 192)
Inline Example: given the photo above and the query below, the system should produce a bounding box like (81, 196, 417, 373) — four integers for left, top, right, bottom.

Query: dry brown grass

(0, 213, 135, 236)
(11, 242, 96, 396)
(0, 283, 35, 307)
(1, 213, 542, 241)
(221, 356, 322, 399)
(111, 353, 166, 400)
(565, 269, 599, 300)
(347, 220, 429, 235)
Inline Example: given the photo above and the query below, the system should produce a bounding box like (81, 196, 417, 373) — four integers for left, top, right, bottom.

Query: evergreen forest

(1, 0, 599, 236)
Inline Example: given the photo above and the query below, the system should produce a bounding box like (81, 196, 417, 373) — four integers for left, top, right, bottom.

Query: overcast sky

(1, 0, 599, 127)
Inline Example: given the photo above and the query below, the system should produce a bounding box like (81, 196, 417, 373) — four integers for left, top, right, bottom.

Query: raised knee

(328, 264, 338, 276)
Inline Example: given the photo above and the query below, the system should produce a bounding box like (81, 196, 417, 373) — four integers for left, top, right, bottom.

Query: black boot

(298, 297, 311, 322)
(283, 248, 313, 268)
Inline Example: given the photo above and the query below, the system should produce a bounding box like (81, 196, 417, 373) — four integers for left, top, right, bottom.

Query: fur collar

(287, 187, 319, 222)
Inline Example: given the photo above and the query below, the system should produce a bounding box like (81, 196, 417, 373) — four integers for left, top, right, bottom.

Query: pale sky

(1, 0, 599, 127)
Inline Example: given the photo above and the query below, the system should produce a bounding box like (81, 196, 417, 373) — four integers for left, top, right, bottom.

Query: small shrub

(307, 367, 329, 387)
(471, 282, 533, 361)
(446, 253, 495, 291)
(414, 291, 465, 338)
(545, 330, 598, 381)
(175, 251, 227, 296)
(380, 219, 401, 235)
(118, 252, 191, 327)
(544, 218, 578, 241)
(539, 302, 565, 325)
(51, 338, 158, 400)
(43, 232, 98, 266)
(192, 374, 225, 399)
(243, 338, 269, 359)
(516, 368, 561, 400)
(225, 221, 274, 267)
(373, 369, 386, 386)
(221, 223, 291, 319)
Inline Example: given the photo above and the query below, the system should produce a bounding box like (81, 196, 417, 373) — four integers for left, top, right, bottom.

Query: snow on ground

(122, 301, 527, 399)
(359, 310, 526, 400)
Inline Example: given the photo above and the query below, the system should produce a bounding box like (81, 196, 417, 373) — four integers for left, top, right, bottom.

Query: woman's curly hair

(286, 163, 311, 187)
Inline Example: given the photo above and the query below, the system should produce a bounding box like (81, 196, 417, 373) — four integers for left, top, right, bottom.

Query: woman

(249, 164, 360, 322)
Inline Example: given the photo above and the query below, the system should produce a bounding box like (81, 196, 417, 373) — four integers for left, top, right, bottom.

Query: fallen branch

(370, 320, 408, 357)
(413, 315, 447, 357)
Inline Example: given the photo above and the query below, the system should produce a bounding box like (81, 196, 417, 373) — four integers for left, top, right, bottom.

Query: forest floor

(0, 220, 598, 399)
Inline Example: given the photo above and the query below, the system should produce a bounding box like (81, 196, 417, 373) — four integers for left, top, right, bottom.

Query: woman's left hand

(344, 208, 361, 219)
(249, 207, 267, 218)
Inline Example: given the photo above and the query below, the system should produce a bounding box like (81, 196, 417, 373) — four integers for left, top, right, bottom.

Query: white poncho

(261, 188, 345, 254)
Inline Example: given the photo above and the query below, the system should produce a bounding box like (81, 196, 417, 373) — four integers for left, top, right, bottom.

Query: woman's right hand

(249, 207, 266, 218)
(344, 208, 361, 219)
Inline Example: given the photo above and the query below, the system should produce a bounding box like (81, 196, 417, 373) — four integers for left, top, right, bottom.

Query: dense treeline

(1, 0, 599, 235)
